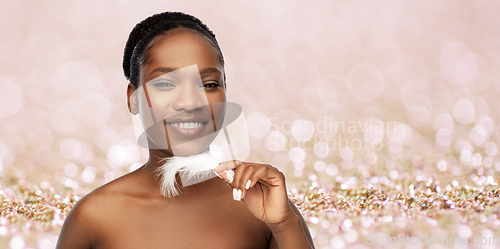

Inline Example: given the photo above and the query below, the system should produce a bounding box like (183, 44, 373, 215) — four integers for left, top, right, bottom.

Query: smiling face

(127, 28, 226, 157)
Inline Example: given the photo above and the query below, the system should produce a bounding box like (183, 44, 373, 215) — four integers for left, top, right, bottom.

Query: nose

(172, 83, 207, 112)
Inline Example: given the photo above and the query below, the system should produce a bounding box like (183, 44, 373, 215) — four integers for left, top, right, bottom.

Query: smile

(165, 121, 208, 135)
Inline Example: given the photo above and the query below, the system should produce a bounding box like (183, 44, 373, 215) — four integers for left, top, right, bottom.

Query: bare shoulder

(64, 172, 134, 223)
(74, 168, 146, 213)
(57, 171, 136, 248)
(57, 170, 147, 248)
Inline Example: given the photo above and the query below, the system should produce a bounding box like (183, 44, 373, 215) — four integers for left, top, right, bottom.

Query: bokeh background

(1, 0, 500, 248)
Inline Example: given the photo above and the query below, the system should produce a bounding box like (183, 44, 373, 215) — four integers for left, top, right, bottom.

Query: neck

(139, 148, 218, 198)
(139, 148, 177, 195)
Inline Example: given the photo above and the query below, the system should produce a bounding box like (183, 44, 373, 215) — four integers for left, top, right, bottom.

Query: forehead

(142, 28, 222, 75)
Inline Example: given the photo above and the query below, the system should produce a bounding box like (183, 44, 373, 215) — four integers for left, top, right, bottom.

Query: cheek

(140, 92, 174, 113)
(207, 91, 226, 103)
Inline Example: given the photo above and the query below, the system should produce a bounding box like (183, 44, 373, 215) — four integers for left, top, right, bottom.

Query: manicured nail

(237, 189, 242, 201)
(226, 170, 234, 183)
(245, 180, 251, 189)
(233, 188, 237, 200)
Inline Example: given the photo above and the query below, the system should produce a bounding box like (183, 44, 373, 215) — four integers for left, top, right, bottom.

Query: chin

(168, 132, 219, 156)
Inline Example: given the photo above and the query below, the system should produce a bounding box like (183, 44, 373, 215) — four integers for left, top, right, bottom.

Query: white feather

(155, 152, 220, 198)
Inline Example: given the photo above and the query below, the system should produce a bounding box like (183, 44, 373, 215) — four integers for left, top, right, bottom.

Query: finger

(236, 164, 257, 198)
(214, 170, 234, 184)
(212, 160, 242, 174)
(231, 162, 247, 191)
(241, 166, 268, 199)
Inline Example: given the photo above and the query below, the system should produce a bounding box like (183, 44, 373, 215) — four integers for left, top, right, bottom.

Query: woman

(57, 11, 314, 249)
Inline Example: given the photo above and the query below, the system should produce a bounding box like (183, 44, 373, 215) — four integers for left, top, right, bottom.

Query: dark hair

(123, 11, 225, 87)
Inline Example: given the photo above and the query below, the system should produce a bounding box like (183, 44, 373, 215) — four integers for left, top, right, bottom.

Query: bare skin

(56, 28, 314, 249)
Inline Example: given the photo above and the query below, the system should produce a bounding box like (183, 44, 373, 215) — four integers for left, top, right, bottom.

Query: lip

(163, 116, 210, 137)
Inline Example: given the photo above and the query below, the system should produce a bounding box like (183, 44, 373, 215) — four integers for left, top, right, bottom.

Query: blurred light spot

(471, 153, 482, 167)
(106, 141, 140, 168)
(364, 117, 385, 143)
(64, 163, 78, 177)
(313, 141, 329, 158)
(347, 63, 384, 102)
(316, 80, 337, 109)
(409, 104, 432, 129)
(9, 236, 24, 249)
(433, 113, 454, 131)
(452, 99, 475, 124)
(344, 229, 358, 243)
(389, 170, 398, 179)
(485, 142, 497, 156)
(59, 138, 82, 160)
(81, 166, 96, 183)
(246, 112, 270, 139)
(458, 224, 472, 238)
(104, 171, 115, 183)
(0, 79, 23, 119)
(38, 236, 57, 249)
(483, 157, 492, 168)
(436, 129, 453, 146)
(288, 147, 306, 163)
(341, 219, 352, 231)
(314, 161, 326, 172)
(330, 235, 345, 249)
(326, 164, 338, 176)
(291, 119, 314, 142)
(265, 131, 286, 152)
(469, 125, 489, 146)
(437, 159, 447, 172)
(476, 115, 495, 134)
(386, 123, 410, 144)
(460, 150, 472, 164)
(309, 216, 319, 224)
(293, 169, 303, 177)
(440, 42, 476, 85)
(340, 147, 354, 161)
(64, 178, 73, 188)
(294, 162, 305, 170)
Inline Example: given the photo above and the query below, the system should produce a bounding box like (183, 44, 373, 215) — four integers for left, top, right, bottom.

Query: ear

(127, 83, 139, 115)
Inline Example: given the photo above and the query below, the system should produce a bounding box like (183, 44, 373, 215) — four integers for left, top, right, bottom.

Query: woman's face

(128, 28, 226, 156)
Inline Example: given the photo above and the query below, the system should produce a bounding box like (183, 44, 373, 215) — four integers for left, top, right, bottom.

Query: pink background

(1, 0, 500, 248)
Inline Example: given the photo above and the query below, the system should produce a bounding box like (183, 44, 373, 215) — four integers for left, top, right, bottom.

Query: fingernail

(237, 189, 242, 201)
(245, 180, 251, 189)
(226, 170, 234, 183)
(233, 188, 237, 200)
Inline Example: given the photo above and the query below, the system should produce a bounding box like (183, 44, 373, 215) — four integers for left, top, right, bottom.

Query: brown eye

(153, 81, 175, 90)
(202, 81, 221, 89)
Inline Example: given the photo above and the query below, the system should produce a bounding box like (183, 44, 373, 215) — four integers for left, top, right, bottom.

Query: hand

(212, 161, 295, 225)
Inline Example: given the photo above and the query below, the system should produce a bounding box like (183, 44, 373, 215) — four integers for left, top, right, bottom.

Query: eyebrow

(149, 67, 222, 76)
(150, 67, 179, 75)
(199, 67, 222, 76)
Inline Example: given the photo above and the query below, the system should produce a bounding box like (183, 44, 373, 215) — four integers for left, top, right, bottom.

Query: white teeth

(169, 122, 204, 129)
